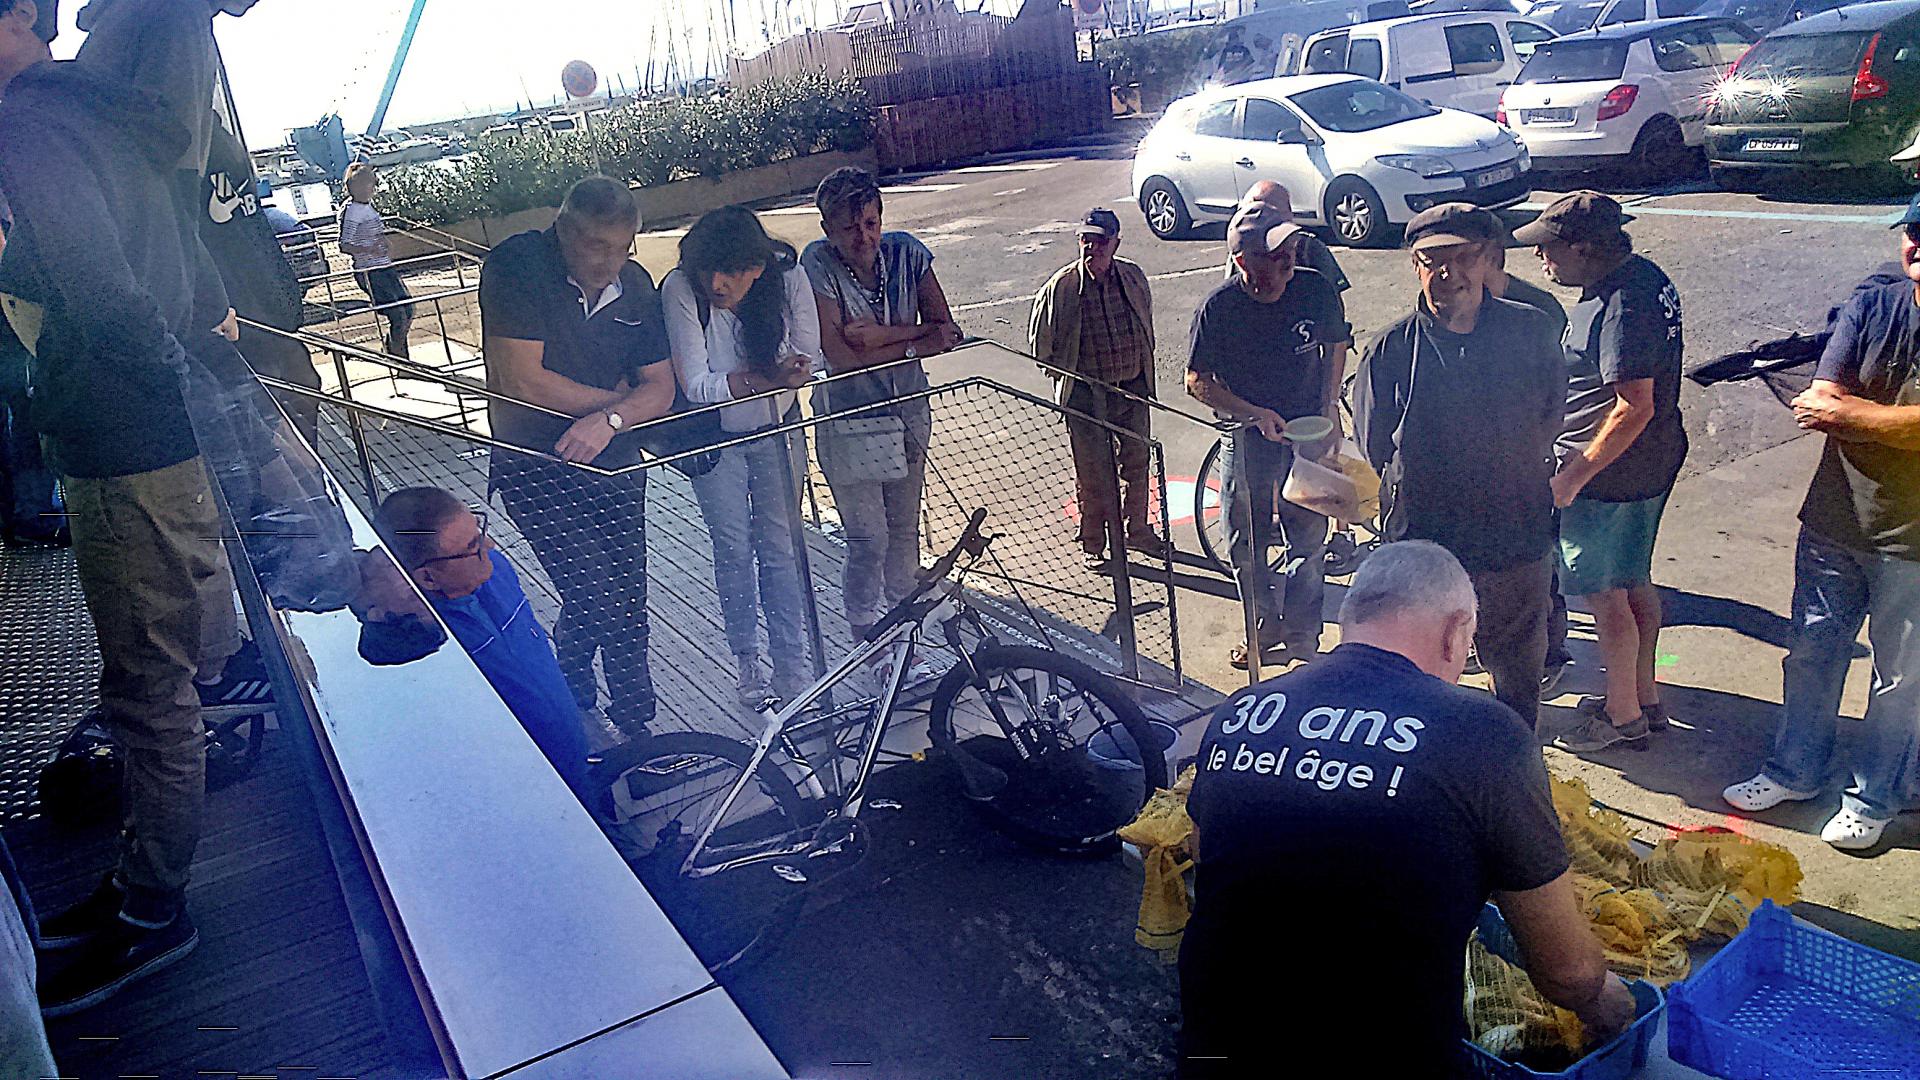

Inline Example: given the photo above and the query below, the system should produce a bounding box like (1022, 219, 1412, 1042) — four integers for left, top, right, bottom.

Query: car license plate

(1524, 107, 1575, 124)
(1744, 137, 1800, 152)
(1475, 164, 1519, 187)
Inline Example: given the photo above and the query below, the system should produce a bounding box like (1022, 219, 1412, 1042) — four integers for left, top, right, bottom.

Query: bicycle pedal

(870, 799, 903, 811)
(772, 864, 808, 884)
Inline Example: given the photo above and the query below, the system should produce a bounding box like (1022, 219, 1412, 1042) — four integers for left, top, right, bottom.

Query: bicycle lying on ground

(590, 509, 1170, 969)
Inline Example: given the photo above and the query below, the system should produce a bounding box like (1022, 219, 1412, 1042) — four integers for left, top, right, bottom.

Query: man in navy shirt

(1725, 198, 1920, 853)
(1180, 540, 1632, 1077)
(375, 487, 592, 801)
(481, 177, 677, 738)
(1187, 209, 1351, 672)
(1516, 192, 1686, 753)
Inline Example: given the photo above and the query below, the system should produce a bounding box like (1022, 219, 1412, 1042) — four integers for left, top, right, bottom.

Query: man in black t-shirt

(1725, 198, 1920, 853)
(1353, 204, 1566, 729)
(1516, 192, 1686, 754)
(1187, 213, 1351, 672)
(480, 177, 677, 737)
(1179, 540, 1633, 1078)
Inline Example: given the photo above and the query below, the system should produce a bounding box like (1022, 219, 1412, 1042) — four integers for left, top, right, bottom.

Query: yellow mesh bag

(1551, 776, 1640, 885)
(1465, 933, 1589, 1067)
(1117, 765, 1197, 953)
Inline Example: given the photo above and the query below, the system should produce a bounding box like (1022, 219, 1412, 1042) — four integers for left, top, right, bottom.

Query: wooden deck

(0, 545, 402, 1078)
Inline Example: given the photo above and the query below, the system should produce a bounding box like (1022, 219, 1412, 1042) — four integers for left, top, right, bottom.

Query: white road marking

(946, 162, 1061, 175)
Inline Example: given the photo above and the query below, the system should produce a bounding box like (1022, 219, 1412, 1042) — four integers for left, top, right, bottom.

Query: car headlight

(1516, 143, 1531, 171)
(1376, 154, 1455, 178)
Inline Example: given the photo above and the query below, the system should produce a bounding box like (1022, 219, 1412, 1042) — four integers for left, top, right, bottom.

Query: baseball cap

(1404, 202, 1503, 251)
(1226, 203, 1305, 258)
(1078, 207, 1121, 239)
(1891, 192, 1920, 227)
(1511, 191, 1635, 246)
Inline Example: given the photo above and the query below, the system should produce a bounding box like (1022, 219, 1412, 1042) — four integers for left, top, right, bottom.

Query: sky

(47, 0, 883, 148)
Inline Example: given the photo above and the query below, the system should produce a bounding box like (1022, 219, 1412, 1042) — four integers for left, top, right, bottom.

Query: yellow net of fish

(1117, 765, 1197, 953)
(1465, 932, 1588, 1066)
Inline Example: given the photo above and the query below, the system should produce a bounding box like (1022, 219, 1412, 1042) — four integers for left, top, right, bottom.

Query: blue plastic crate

(1464, 904, 1666, 1080)
(1668, 899, 1920, 1080)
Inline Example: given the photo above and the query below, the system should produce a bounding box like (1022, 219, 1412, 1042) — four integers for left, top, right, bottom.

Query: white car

(1299, 12, 1558, 118)
(1132, 74, 1533, 247)
(1499, 17, 1754, 175)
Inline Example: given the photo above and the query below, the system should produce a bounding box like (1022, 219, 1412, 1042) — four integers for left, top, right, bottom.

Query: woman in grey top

(801, 168, 963, 640)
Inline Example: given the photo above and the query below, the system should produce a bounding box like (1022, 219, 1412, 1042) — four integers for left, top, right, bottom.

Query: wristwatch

(904, 342, 919, 361)
(604, 410, 625, 431)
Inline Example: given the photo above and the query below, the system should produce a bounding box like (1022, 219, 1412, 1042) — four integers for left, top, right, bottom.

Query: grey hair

(1339, 540, 1477, 628)
(558, 176, 640, 232)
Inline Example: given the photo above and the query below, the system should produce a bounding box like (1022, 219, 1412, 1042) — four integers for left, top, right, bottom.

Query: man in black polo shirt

(1517, 192, 1686, 753)
(1187, 211, 1351, 671)
(1179, 540, 1633, 1078)
(481, 177, 676, 737)
(1353, 203, 1566, 729)
(1725, 196, 1920, 853)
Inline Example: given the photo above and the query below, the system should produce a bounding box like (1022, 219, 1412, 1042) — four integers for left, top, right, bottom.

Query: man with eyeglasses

(1187, 208, 1351, 671)
(1722, 197, 1920, 853)
(1353, 204, 1566, 730)
(1030, 207, 1165, 571)
(374, 487, 593, 803)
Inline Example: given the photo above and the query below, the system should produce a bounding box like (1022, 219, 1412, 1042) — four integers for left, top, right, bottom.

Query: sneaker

(1819, 806, 1890, 852)
(39, 911, 199, 1018)
(1126, 533, 1172, 560)
(37, 876, 124, 949)
(1722, 772, 1821, 813)
(1553, 699, 1649, 752)
(735, 658, 773, 709)
(196, 640, 274, 712)
(1081, 549, 1110, 572)
(1642, 701, 1669, 731)
(1539, 660, 1569, 701)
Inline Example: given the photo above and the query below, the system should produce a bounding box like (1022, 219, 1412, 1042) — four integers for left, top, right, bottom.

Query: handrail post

(331, 347, 380, 501)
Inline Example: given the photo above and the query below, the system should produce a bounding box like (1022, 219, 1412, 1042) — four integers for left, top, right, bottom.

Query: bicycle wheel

(1196, 435, 1305, 579)
(927, 644, 1169, 855)
(591, 732, 817, 876)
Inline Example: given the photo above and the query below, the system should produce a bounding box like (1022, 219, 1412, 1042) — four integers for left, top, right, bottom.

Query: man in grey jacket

(1031, 208, 1167, 569)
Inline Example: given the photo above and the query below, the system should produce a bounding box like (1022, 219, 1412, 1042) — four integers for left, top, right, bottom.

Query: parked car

(1529, 0, 1706, 33)
(1500, 17, 1756, 174)
(1132, 74, 1533, 246)
(1688, 0, 1850, 36)
(1410, 0, 1520, 12)
(1299, 12, 1558, 117)
(1705, 0, 1920, 188)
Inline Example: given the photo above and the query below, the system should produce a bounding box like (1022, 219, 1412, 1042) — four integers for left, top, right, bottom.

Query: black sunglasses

(417, 508, 490, 568)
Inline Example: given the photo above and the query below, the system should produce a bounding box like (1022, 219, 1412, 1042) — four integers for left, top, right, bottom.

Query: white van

(1299, 12, 1558, 117)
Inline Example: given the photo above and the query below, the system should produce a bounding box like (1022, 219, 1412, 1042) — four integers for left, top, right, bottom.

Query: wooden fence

(729, 8, 1107, 171)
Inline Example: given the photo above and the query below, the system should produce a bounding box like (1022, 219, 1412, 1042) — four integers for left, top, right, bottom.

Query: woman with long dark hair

(663, 206, 819, 706)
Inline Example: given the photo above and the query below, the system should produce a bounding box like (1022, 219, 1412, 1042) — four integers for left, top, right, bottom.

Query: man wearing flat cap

(1516, 191, 1686, 754)
(1353, 203, 1566, 729)
(1187, 209, 1351, 671)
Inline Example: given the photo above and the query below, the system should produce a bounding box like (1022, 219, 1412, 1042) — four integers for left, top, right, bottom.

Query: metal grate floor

(0, 545, 99, 823)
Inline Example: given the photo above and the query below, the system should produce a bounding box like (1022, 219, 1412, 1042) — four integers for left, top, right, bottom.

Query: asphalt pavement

(633, 145, 1918, 964)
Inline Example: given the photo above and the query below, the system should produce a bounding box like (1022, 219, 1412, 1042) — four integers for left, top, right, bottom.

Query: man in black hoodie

(0, 0, 229, 1015)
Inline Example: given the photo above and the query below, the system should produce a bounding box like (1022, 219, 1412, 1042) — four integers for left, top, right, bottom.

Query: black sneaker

(197, 640, 274, 712)
(38, 911, 198, 1018)
(1643, 701, 1669, 731)
(37, 876, 124, 949)
(1539, 659, 1570, 701)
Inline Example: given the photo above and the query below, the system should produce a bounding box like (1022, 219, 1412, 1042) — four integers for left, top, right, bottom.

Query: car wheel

(1324, 177, 1389, 248)
(1629, 117, 1694, 181)
(1140, 178, 1192, 240)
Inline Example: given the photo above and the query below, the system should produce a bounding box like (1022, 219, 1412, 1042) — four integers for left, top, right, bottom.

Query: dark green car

(1704, 0, 1920, 187)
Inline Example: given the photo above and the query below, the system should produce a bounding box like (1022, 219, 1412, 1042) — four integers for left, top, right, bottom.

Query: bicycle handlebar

(862, 508, 992, 643)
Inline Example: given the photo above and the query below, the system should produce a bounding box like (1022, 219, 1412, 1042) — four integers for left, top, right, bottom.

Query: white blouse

(661, 264, 823, 433)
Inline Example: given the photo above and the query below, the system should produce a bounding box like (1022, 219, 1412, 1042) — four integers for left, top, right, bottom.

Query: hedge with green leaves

(1096, 27, 1214, 107)
(379, 73, 875, 227)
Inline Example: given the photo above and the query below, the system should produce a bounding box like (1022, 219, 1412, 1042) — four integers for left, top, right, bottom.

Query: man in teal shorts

(1516, 193, 1687, 751)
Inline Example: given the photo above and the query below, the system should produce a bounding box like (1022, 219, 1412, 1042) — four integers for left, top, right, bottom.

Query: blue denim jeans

(691, 426, 811, 682)
(1220, 429, 1326, 644)
(1764, 527, 1920, 821)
